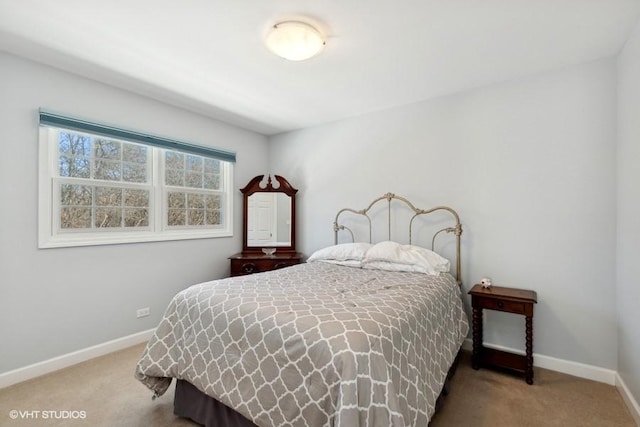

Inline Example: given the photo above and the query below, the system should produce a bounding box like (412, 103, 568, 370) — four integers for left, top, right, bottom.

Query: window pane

(60, 207, 91, 229)
(58, 130, 91, 178)
(95, 208, 122, 228)
(168, 192, 186, 209)
(205, 194, 222, 225)
(59, 156, 91, 178)
(123, 144, 147, 163)
(123, 163, 147, 183)
(94, 139, 121, 160)
(206, 210, 221, 225)
(59, 132, 90, 156)
(165, 151, 184, 170)
(124, 208, 149, 227)
(166, 169, 184, 186)
(96, 187, 122, 207)
(60, 184, 92, 206)
(94, 160, 122, 181)
(124, 189, 149, 207)
(185, 172, 202, 188)
(168, 209, 186, 226)
(205, 195, 221, 209)
(203, 173, 220, 190)
(204, 158, 220, 173)
(186, 155, 202, 172)
(188, 209, 205, 225)
(188, 193, 204, 209)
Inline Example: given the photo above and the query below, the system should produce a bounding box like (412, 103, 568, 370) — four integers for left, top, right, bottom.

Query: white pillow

(314, 259, 363, 268)
(307, 242, 373, 263)
(362, 241, 450, 275)
(362, 261, 430, 273)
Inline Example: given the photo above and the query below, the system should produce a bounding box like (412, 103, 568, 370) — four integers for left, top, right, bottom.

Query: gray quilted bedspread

(135, 262, 469, 427)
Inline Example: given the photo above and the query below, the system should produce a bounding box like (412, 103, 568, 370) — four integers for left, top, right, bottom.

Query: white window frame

(38, 126, 234, 248)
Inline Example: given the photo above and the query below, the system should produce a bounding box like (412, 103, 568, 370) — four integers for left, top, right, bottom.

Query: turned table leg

(525, 315, 534, 384)
(472, 307, 482, 370)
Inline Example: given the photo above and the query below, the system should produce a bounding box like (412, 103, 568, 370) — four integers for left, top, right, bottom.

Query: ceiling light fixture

(265, 21, 325, 61)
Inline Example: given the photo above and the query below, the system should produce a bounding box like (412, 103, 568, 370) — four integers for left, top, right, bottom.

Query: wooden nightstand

(229, 252, 303, 277)
(468, 284, 538, 384)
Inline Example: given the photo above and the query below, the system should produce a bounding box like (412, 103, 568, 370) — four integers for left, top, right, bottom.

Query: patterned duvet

(135, 262, 469, 427)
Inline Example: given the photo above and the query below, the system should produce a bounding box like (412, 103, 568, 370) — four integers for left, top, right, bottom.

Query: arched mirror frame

(241, 174, 298, 254)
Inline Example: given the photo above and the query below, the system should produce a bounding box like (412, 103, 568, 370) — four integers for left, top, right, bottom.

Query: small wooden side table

(468, 284, 538, 384)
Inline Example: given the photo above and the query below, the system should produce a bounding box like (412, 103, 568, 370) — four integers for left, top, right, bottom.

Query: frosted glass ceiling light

(266, 21, 325, 61)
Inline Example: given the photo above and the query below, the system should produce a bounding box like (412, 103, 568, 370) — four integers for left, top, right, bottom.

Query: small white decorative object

(480, 277, 492, 288)
(262, 247, 276, 256)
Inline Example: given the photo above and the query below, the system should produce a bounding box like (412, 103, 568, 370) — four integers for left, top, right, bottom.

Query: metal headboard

(333, 192, 463, 286)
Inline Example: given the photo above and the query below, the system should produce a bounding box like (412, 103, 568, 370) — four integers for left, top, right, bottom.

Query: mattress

(135, 262, 468, 426)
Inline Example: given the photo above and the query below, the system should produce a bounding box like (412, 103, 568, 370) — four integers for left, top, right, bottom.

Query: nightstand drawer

(231, 258, 299, 276)
(478, 298, 526, 314)
(229, 253, 304, 277)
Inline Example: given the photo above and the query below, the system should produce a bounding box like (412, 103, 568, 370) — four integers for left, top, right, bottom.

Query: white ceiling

(1, 1, 639, 135)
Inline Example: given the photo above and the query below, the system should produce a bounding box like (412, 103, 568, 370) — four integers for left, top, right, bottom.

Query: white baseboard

(0, 328, 154, 389)
(462, 338, 617, 385)
(616, 373, 640, 426)
(461, 339, 639, 424)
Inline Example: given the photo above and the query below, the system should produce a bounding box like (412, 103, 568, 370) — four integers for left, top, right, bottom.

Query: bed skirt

(174, 379, 257, 427)
(173, 350, 463, 427)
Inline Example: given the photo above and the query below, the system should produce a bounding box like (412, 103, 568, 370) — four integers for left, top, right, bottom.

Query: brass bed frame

(333, 192, 463, 285)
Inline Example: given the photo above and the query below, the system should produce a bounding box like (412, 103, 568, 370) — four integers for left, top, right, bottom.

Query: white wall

(270, 58, 618, 369)
(0, 53, 268, 373)
(617, 19, 640, 407)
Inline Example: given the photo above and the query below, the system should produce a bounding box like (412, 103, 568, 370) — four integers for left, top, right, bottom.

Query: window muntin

(39, 126, 233, 248)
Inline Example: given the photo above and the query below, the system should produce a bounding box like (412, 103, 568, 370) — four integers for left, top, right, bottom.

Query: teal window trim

(39, 109, 237, 163)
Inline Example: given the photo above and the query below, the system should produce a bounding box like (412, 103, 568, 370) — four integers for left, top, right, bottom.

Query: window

(38, 111, 235, 248)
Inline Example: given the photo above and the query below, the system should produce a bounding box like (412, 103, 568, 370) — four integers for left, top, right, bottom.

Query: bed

(135, 193, 469, 426)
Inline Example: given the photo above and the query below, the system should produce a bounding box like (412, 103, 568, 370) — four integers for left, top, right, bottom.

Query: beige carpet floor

(0, 344, 635, 426)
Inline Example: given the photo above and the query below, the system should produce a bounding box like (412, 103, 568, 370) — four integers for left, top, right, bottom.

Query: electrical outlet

(136, 307, 150, 318)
